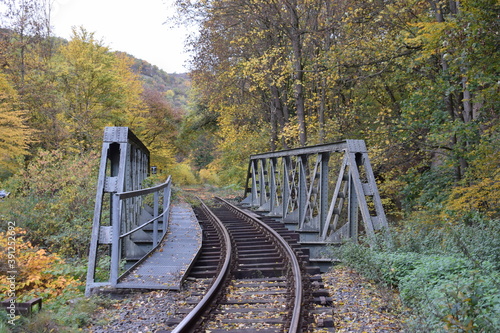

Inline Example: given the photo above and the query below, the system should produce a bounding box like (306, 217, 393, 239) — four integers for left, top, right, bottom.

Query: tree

(175, 0, 340, 148)
(55, 27, 143, 151)
(0, 0, 53, 86)
(175, 0, 500, 209)
(138, 86, 182, 171)
(0, 72, 32, 175)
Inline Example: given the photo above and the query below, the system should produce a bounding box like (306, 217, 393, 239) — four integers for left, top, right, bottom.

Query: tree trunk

(270, 85, 288, 150)
(270, 101, 277, 151)
(319, 77, 326, 143)
(288, 3, 307, 146)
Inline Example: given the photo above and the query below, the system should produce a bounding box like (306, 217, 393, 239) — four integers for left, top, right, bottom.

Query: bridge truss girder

(241, 140, 389, 244)
(85, 127, 171, 296)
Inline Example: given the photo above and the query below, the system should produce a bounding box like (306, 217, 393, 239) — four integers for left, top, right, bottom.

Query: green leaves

(338, 234, 500, 332)
(1, 149, 99, 257)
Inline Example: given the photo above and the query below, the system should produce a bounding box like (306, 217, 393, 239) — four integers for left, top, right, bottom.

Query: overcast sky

(51, 0, 191, 73)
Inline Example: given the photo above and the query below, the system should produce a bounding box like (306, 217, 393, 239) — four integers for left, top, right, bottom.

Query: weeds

(336, 216, 500, 332)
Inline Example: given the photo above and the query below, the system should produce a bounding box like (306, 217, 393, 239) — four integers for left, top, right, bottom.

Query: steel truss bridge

(85, 128, 389, 295)
(241, 140, 390, 265)
(86, 127, 173, 296)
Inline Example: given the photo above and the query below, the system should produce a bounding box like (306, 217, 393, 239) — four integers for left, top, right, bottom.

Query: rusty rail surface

(169, 197, 305, 332)
(217, 197, 304, 332)
(171, 199, 232, 333)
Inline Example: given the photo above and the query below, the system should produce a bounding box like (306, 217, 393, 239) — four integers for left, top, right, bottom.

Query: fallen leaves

(87, 278, 210, 332)
(323, 266, 408, 332)
(205, 277, 288, 331)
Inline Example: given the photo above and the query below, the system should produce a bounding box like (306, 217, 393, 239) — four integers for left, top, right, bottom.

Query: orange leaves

(0, 227, 83, 302)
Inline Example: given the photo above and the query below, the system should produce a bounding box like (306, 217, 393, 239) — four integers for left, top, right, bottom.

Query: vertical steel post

(282, 156, 291, 219)
(111, 141, 128, 286)
(298, 155, 308, 230)
(251, 160, 259, 207)
(348, 173, 359, 242)
(85, 142, 111, 296)
(319, 152, 330, 240)
(259, 159, 266, 208)
(269, 158, 276, 211)
(153, 191, 159, 245)
(110, 193, 121, 286)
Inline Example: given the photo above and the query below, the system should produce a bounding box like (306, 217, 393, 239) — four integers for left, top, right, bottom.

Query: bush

(198, 167, 220, 185)
(0, 227, 83, 303)
(169, 162, 198, 185)
(0, 149, 98, 258)
(337, 219, 500, 332)
(399, 258, 499, 332)
(394, 217, 500, 270)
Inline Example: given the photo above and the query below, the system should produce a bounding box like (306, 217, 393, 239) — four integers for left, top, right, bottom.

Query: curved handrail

(117, 175, 172, 199)
(113, 176, 173, 284)
(116, 176, 172, 239)
(171, 198, 233, 333)
(216, 197, 303, 333)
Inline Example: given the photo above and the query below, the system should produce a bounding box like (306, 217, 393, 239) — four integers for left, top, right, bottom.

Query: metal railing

(112, 177, 172, 284)
(85, 127, 172, 295)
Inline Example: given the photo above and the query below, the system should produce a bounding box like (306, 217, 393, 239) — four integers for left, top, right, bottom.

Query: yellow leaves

(0, 72, 33, 172)
(56, 27, 145, 150)
(0, 227, 83, 302)
(199, 166, 220, 185)
(405, 20, 458, 60)
(444, 173, 500, 220)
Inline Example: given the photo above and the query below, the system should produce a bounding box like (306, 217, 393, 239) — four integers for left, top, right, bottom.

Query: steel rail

(171, 199, 232, 333)
(215, 197, 304, 333)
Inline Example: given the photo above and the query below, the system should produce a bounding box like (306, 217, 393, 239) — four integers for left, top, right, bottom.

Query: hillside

(123, 53, 191, 111)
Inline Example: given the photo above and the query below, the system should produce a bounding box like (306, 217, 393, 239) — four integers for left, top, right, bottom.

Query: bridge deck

(117, 202, 202, 290)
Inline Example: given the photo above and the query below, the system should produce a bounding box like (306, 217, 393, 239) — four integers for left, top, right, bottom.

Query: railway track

(161, 197, 334, 332)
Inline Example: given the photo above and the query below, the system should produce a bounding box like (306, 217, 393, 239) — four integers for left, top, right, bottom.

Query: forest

(0, 0, 499, 331)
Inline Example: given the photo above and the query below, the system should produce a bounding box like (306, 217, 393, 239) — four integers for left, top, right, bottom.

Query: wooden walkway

(117, 202, 202, 290)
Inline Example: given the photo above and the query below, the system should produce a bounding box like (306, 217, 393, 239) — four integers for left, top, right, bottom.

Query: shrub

(169, 162, 198, 185)
(394, 217, 500, 270)
(0, 149, 98, 258)
(0, 227, 83, 303)
(198, 167, 220, 185)
(336, 241, 383, 283)
(399, 259, 499, 332)
(337, 220, 500, 332)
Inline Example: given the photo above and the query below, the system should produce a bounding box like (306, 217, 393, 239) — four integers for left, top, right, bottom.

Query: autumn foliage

(2, 149, 99, 258)
(0, 0, 499, 330)
(0, 227, 82, 302)
(0, 73, 32, 175)
(174, 0, 500, 219)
